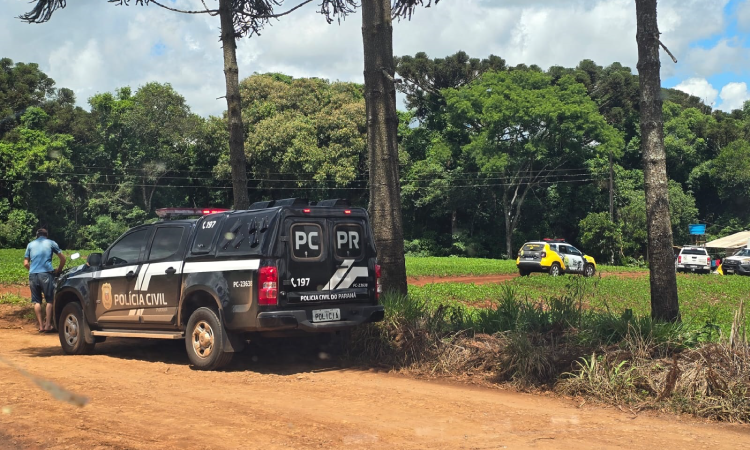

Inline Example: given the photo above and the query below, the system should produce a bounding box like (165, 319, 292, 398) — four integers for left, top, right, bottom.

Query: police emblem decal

(102, 282, 112, 310)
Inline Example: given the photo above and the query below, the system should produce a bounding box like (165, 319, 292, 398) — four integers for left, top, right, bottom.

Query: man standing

(23, 228, 66, 332)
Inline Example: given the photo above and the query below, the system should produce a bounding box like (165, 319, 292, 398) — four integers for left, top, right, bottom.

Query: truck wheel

(518, 268, 530, 277)
(583, 264, 595, 277)
(186, 307, 233, 370)
(58, 302, 95, 355)
(549, 262, 562, 277)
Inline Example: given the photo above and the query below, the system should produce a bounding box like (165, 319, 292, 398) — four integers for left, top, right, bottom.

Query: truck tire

(186, 307, 233, 370)
(518, 268, 530, 277)
(58, 302, 95, 355)
(549, 262, 562, 277)
(583, 264, 595, 277)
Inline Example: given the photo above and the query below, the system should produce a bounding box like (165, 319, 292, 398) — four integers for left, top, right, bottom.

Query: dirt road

(0, 305, 748, 450)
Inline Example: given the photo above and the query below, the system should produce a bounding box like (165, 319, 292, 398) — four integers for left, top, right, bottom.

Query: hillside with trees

(1, 54, 748, 262)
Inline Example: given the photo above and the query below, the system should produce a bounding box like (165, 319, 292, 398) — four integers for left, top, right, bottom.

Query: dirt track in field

(0, 285, 30, 298)
(0, 303, 748, 450)
(407, 271, 647, 287)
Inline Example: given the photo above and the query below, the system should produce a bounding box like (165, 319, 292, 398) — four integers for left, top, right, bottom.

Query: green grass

(1, 250, 740, 333)
(405, 256, 646, 277)
(0, 248, 93, 285)
(1, 252, 644, 284)
(408, 272, 749, 336)
(0, 293, 27, 305)
(405, 256, 518, 277)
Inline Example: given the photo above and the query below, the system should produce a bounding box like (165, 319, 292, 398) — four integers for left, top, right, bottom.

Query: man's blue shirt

(24, 237, 61, 274)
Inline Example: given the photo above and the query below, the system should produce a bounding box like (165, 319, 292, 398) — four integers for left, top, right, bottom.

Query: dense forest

(1, 53, 749, 262)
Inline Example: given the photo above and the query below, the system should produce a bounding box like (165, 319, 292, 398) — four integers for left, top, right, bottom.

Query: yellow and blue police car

(516, 239, 597, 277)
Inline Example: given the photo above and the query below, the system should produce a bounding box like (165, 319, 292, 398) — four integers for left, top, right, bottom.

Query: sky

(1, 0, 749, 117)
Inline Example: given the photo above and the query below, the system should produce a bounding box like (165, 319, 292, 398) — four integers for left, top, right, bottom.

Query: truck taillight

(258, 266, 278, 305)
(707, 256, 711, 265)
(375, 264, 382, 299)
(678, 255, 682, 264)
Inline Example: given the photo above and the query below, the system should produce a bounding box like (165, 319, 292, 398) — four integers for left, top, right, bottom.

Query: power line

(41, 164, 595, 176)
(9, 168, 598, 183)
(0, 176, 605, 190)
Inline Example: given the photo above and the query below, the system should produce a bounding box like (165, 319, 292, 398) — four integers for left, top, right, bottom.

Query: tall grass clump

(557, 300, 750, 422)
(348, 275, 750, 421)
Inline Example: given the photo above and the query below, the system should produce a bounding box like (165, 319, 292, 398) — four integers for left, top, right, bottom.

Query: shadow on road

(17, 334, 356, 375)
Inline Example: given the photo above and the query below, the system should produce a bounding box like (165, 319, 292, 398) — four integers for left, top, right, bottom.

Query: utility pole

(609, 149, 614, 221)
(609, 149, 615, 265)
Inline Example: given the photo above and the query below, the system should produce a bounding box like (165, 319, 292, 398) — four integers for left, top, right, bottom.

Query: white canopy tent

(704, 231, 750, 249)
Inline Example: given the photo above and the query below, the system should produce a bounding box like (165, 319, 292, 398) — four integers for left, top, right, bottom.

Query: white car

(720, 247, 750, 275)
(676, 246, 711, 274)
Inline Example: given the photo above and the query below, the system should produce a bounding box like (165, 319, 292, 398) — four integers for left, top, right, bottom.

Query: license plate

(726, 269, 735, 274)
(312, 308, 340, 323)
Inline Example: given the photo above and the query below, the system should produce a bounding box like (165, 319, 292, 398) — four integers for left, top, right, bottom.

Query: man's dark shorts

(29, 272, 55, 305)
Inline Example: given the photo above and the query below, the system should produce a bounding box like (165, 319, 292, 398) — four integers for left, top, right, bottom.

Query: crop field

(1, 251, 744, 332)
(0, 249, 93, 285)
(409, 272, 750, 335)
(0, 252, 644, 284)
(404, 256, 646, 277)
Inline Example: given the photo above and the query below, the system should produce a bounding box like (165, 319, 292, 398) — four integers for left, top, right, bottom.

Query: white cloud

(0, 0, 737, 117)
(737, 0, 750, 31)
(682, 38, 750, 78)
(673, 78, 718, 106)
(718, 82, 750, 112)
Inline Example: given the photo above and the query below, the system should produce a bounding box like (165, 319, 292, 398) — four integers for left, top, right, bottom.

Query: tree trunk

(502, 190, 513, 258)
(636, 0, 680, 322)
(362, 0, 407, 295)
(219, 0, 250, 210)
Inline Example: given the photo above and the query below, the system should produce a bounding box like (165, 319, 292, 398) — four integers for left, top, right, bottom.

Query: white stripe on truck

(182, 259, 260, 274)
(323, 259, 353, 290)
(335, 266, 368, 289)
(137, 262, 182, 291)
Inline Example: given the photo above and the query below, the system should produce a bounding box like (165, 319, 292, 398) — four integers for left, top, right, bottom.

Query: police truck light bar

(155, 208, 229, 219)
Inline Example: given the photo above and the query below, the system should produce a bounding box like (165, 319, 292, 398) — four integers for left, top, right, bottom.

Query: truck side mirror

(86, 253, 102, 267)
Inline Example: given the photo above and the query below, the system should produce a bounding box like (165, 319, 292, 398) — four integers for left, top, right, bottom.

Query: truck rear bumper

(676, 264, 711, 273)
(256, 304, 384, 332)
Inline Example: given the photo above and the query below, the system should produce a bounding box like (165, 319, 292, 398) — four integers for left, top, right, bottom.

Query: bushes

(0, 207, 38, 248)
(349, 281, 750, 422)
(81, 216, 129, 250)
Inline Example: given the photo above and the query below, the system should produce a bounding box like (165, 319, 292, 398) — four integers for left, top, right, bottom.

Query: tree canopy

(1, 54, 748, 265)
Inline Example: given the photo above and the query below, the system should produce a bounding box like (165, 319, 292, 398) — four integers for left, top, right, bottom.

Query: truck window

(192, 215, 225, 254)
(291, 223, 323, 261)
(105, 229, 148, 266)
(149, 226, 185, 261)
(334, 224, 363, 260)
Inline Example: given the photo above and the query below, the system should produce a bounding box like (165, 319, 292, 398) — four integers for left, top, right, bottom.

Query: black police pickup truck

(53, 198, 384, 370)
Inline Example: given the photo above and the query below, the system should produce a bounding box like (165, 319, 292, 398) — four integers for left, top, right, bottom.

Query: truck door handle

(126, 271, 136, 279)
(165, 267, 176, 275)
